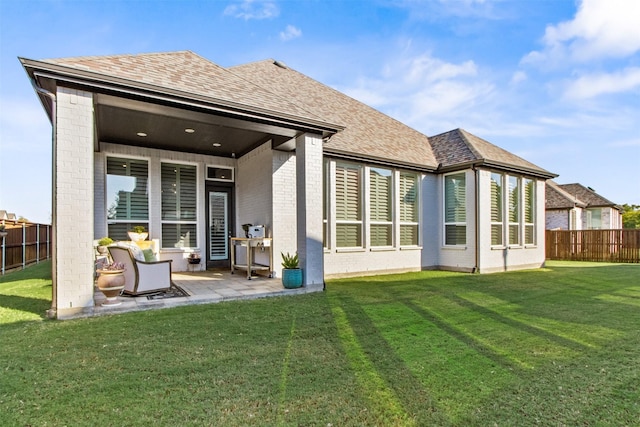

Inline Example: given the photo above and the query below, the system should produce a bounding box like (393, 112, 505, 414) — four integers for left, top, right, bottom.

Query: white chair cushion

(115, 242, 145, 262)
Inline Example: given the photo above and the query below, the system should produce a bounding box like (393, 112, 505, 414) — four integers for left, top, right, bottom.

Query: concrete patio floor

(92, 269, 317, 316)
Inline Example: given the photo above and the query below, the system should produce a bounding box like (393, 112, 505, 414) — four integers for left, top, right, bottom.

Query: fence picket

(1, 223, 52, 274)
(546, 229, 640, 263)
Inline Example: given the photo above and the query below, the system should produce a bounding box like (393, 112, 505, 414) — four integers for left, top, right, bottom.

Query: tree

(621, 204, 640, 229)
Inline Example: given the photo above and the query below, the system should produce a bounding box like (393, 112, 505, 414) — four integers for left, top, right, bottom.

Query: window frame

(524, 178, 536, 245)
(369, 166, 394, 248)
(334, 161, 363, 248)
(508, 175, 521, 246)
(490, 172, 504, 247)
(105, 156, 150, 241)
(443, 172, 467, 246)
(399, 171, 420, 247)
(161, 161, 198, 249)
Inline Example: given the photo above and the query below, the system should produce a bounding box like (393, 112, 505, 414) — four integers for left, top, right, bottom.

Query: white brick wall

(54, 87, 95, 318)
(296, 134, 324, 288)
(546, 210, 569, 230)
(271, 148, 297, 278)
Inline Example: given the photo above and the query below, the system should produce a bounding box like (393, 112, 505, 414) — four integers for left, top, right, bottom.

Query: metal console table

(230, 237, 273, 279)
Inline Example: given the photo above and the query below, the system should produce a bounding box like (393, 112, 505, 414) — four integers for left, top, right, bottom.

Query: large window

(335, 162, 362, 247)
(106, 157, 149, 240)
(524, 179, 535, 244)
(399, 172, 419, 246)
(323, 159, 330, 248)
(369, 167, 393, 246)
(490, 173, 504, 246)
(587, 208, 602, 229)
(161, 163, 197, 248)
(444, 173, 466, 245)
(508, 176, 520, 245)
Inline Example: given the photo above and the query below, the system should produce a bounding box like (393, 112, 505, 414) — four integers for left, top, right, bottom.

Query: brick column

(296, 133, 324, 289)
(53, 87, 95, 318)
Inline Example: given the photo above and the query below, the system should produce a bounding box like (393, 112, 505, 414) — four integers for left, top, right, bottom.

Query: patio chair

(107, 245, 173, 295)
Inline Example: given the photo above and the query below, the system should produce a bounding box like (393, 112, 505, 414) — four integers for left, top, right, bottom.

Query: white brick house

(21, 51, 556, 318)
(545, 181, 622, 230)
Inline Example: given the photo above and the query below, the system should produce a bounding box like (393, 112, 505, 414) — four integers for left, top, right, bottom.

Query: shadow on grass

(0, 294, 50, 319)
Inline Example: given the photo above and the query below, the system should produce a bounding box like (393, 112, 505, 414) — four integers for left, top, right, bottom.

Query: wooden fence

(546, 229, 640, 263)
(0, 223, 52, 274)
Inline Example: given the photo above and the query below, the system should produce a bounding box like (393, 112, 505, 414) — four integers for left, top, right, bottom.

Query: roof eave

(437, 159, 558, 179)
(20, 57, 345, 136)
(323, 148, 437, 172)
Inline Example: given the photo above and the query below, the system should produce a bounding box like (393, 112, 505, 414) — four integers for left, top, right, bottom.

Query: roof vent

(587, 186, 595, 192)
(273, 60, 288, 69)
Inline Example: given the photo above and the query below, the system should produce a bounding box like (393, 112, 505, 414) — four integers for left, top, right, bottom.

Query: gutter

(30, 82, 58, 319)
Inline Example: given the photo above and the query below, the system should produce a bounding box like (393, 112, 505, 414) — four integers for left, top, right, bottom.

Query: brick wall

(54, 87, 95, 318)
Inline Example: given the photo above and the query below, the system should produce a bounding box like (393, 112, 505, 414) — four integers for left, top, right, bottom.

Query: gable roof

(22, 51, 342, 133)
(557, 183, 619, 208)
(545, 181, 587, 209)
(229, 60, 438, 170)
(429, 128, 556, 179)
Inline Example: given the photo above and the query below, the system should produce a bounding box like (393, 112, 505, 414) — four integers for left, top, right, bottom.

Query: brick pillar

(53, 87, 95, 318)
(296, 133, 324, 289)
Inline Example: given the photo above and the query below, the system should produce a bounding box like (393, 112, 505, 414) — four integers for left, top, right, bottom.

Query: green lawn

(1, 261, 639, 426)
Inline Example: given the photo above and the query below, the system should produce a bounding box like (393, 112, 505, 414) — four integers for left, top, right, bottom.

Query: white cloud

(563, 67, 640, 100)
(523, 0, 640, 65)
(510, 71, 527, 85)
(279, 25, 302, 41)
(339, 52, 493, 132)
(223, 0, 279, 20)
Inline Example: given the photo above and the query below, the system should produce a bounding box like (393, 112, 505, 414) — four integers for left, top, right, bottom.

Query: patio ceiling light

(137, 132, 147, 137)
(212, 143, 221, 147)
(184, 128, 195, 133)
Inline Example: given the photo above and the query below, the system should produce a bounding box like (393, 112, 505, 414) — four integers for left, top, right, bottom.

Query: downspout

(473, 165, 480, 273)
(32, 84, 58, 318)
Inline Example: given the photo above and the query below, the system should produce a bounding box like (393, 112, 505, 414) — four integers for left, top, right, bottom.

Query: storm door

(206, 182, 234, 268)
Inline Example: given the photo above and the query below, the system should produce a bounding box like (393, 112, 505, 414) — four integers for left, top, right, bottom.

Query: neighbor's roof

(22, 51, 341, 132)
(557, 183, 619, 208)
(545, 180, 587, 209)
(429, 128, 556, 179)
(229, 59, 438, 170)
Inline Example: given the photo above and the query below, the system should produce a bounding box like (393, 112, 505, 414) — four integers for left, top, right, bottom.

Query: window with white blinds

(444, 172, 466, 245)
(323, 159, 329, 248)
(369, 167, 393, 246)
(508, 176, 521, 245)
(399, 172, 419, 246)
(490, 173, 504, 246)
(335, 162, 362, 248)
(161, 163, 197, 248)
(106, 157, 149, 241)
(524, 179, 535, 244)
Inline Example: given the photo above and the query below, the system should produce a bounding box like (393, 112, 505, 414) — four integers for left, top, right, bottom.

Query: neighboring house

(545, 181, 622, 230)
(21, 51, 556, 318)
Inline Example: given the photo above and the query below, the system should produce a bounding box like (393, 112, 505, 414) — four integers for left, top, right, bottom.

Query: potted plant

(281, 252, 303, 289)
(96, 236, 114, 255)
(95, 261, 126, 306)
(127, 225, 148, 242)
(188, 252, 201, 265)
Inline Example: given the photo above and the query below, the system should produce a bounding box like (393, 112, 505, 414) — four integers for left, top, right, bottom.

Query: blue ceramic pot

(282, 268, 303, 288)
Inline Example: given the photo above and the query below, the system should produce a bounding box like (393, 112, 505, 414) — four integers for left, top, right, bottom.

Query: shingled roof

(545, 181, 587, 209)
(31, 51, 333, 127)
(229, 60, 438, 170)
(430, 128, 556, 178)
(557, 183, 618, 208)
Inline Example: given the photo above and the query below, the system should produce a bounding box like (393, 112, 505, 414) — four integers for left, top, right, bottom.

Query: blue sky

(1, 0, 638, 224)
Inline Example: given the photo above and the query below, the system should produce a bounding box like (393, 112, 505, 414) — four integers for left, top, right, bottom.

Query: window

(161, 163, 197, 248)
(444, 173, 466, 245)
(490, 173, 504, 246)
(206, 166, 234, 182)
(335, 162, 362, 247)
(508, 176, 520, 245)
(369, 167, 393, 246)
(323, 159, 329, 248)
(399, 172, 419, 246)
(106, 157, 149, 240)
(587, 208, 602, 229)
(524, 179, 535, 244)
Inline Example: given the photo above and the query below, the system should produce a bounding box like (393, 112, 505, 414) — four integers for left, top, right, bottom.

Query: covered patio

(92, 269, 312, 317)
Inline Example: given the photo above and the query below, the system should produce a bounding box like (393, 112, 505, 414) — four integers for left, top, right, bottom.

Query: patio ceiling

(95, 94, 299, 158)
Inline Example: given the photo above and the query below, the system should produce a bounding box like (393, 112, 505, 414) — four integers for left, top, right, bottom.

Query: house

(21, 51, 556, 319)
(545, 181, 622, 230)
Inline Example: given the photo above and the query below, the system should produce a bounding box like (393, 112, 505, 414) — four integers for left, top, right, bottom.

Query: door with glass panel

(206, 183, 234, 268)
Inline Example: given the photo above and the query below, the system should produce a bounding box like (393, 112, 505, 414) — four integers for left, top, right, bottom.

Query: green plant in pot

(281, 252, 303, 289)
(96, 237, 114, 255)
(128, 225, 148, 242)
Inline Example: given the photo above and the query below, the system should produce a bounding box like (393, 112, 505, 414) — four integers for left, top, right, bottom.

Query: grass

(1, 260, 639, 426)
